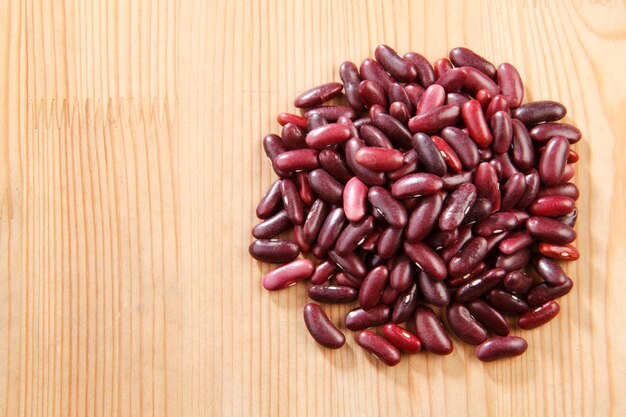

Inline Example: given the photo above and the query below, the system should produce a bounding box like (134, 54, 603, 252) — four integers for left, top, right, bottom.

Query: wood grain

(1, 0, 625, 416)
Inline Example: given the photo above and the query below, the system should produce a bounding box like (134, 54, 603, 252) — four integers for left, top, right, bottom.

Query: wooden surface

(1, 0, 626, 416)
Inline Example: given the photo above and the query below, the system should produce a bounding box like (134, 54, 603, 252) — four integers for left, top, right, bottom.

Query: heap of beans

(251, 45, 581, 365)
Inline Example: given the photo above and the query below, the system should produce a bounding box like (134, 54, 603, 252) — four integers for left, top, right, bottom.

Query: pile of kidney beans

(250, 45, 581, 365)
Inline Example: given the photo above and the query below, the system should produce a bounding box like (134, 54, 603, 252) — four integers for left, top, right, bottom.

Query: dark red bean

(369, 104, 386, 119)
(371, 112, 413, 149)
(306, 169, 343, 206)
(388, 83, 413, 110)
(274, 149, 319, 173)
(537, 182, 580, 201)
(527, 278, 573, 307)
(335, 216, 375, 254)
(403, 241, 447, 281)
(308, 285, 358, 304)
(463, 66, 500, 96)
(476, 336, 527, 362)
(316, 207, 347, 250)
(465, 300, 510, 336)
(404, 83, 426, 108)
(302, 199, 329, 242)
(539, 136, 570, 187)
(462, 100, 493, 148)
(380, 285, 399, 305)
(411, 133, 447, 176)
(530, 195, 575, 217)
(448, 236, 488, 278)
(303, 303, 346, 349)
(500, 172, 526, 211)
(355, 147, 404, 171)
(263, 259, 315, 290)
(446, 92, 470, 107)
(296, 172, 316, 206)
(337, 115, 359, 138)
(388, 150, 420, 180)
(441, 171, 475, 190)
(391, 281, 419, 323)
(375, 44, 417, 82)
(280, 178, 305, 225)
(495, 249, 530, 272)
(530, 122, 581, 144)
(485, 95, 510, 122)
(335, 271, 361, 288)
(294, 82, 343, 108)
(433, 58, 453, 78)
(561, 164, 575, 182)
(515, 169, 541, 210)
(474, 162, 501, 212)
(345, 138, 386, 186)
(511, 119, 535, 171)
(345, 305, 391, 330)
(377, 226, 404, 259)
(339, 61, 365, 111)
(305, 123, 351, 149)
(416, 84, 446, 115)
(474, 212, 518, 236)
(382, 324, 421, 353)
(360, 124, 393, 149)
(319, 148, 353, 184)
(406, 193, 444, 242)
(304, 105, 357, 122)
(455, 268, 506, 302)
(431, 135, 463, 173)
(328, 249, 367, 279)
(368, 186, 408, 228)
(358, 265, 390, 308)
(293, 225, 311, 254)
(310, 260, 337, 285)
(526, 216, 576, 244)
(532, 255, 569, 286)
(253, 208, 292, 239)
(277, 112, 308, 130)
(440, 226, 473, 262)
(553, 208, 578, 228)
(392, 173, 443, 199)
(280, 122, 307, 149)
(413, 305, 453, 355)
(518, 301, 560, 329)
(435, 68, 468, 93)
(360, 58, 395, 91)
(356, 330, 402, 366)
(439, 183, 477, 231)
(249, 239, 300, 263)
(440, 127, 480, 170)
(496, 63, 523, 108)
(408, 104, 461, 134)
(358, 80, 388, 109)
(503, 271, 533, 295)
(499, 230, 534, 254)
(447, 262, 487, 287)
(404, 52, 436, 87)
(361, 229, 381, 251)
(389, 102, 411, 125)
(538, 243, 580, 261)
(256, 180, 283, 219)
(513, 100, 567, 125)
(494, 152, 520, 180)
(389, 255, 415, 292)
(263, 134, 290, 177)
(446, 302, 488, 345)
(307, 112, 328, 131)
(418, 270, 450, 307)
(463, 198, 492, 226)
(425, 227, 459, 250)
(488, 289, 530, 315)
(353, 117, 372, 130)
(449, 47, 496, 78)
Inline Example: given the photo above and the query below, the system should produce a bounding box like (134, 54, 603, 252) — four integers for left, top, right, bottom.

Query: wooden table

(1, 1, 625, 416)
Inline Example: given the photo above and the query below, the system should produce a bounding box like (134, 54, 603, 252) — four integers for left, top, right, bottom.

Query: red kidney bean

(447, 262, 487, 287)
(318, 148, 353, 183)
(448, 236, 488, 278)
(463, 198, 493, 226)
(465, 300, 510, 336)
(375, 44, 417, 82)
(474, 212, 518, 236)
(495, 249, 531, 272)
(249, 239, 300, 263)
(434, 58, 453, 78)
(377, 226, 404, 259)
(499, 230, 534, 254)
(532, 255, 569, 286)
(440, 225, 473, 261)
(361, 228, 382, 251)
(526, 216, 576, 244)
(311, 244, 327, 260)
(274, 149, 319, 173)
(439, 183, 477, 231)
(496, 63, 523, 108)
(413, 305, 453, 355)
(446, 92, 470, 107)
(358, 265, 389, 308)
(296, 172, 316, 206)
(513, 100, 567, 125)
(280, 178, 305, 225)
(500, 172, 526, 211)
(404, 83, 426, 107)
(485, 95, 510, 122)
(263, 259, 315, 290)
(252, 210, 292, 239)
(339, 61, 365, 111)
(488, 289, 530, 315)
(511, 119, 535, 171)
(446, 302, 488, 345)
(553, 207, 578, 228)
(425, 227, 459, 250)
(561, 164, 575, 182)
(335, 271, 361, 288)
(389, 102, 411, 125)
(538, 242, 580, 261)
(304, 105, 357, 122)
(360, 124, 393, 149)
(539, 136, 570, 186)
(368, 186, 408, 228)
(418, 270, 451, 307)
(416, 84, 446, 115)
(478, 147, 494, 163)
(355, 147, 404, 171)
(436, 67, 468, 93)
(303, 303, 346, 349)
(281, 122, 307, 149)
(518, 300, 560, 329)
(455, 268, 506, 302)
(356, 330, 402, 366)
(404, 52, 436, 87)
(288, 225, 309, 251)
(388, 149, 420, 181)
(358, 80, 388, 109)
(392, 173, 444, 199)
(406, 193, 444, 242)
(337, 115, 359, 138)
(476, 336, 527, 362)
(476, 90, 492, 111)
(462, 100, 493, 148)
(391, 282, 419, 323)
(310, 260, 338, 285)
(527, 278, 573, 307)
(294, 82, 343, 108)
(431, 135, 463, 173)
(408, 104, 461, 134)
(344, 138, 386, 186)
(316, 207, 347, 251)
(537, 182, 580, 201)
(371, 112, 413, 149)
(256, 180, 283, 219)
(342, 177, 368, 222)
(530, 122, 582, 144)
(328, 249, 367, 279)
(308, 285, 358, 303)
(530, 195, 575, 217)
(302, 199, 329, 242)
(263, 133, 290, 177)
(308, 112, 328, 130)
(305, 123, 351, 149)
(307, 169, 344, 205)
(490, 111, 513, 154)
(449, 47, 496, 78)
(360, 58, 395, 91)
(463, 66, 500, 96)
(484, 232, 510, 255)
(442, 171, 475, 190)
(404, 241, 447, 281)
(380, 285, 399, 305)
(369, 104, 386, 119)
(474, 162, 501, 212)
(345, 305, 391, 330)
(388, 83, 413, 110)
(440, 127, 480, 170)
(503, 271, 533, 295)
(389, 255, 415, 292)
(382, 323, 421, 353)
(335, 215, 375, 254)
(515, 169, 541, 210)
(411, 133, 447, 176)
(277, 112, 308, 130)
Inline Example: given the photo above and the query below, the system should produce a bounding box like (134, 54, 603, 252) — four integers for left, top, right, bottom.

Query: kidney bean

(436, 67, 468, 93)
(301, 200, 328, 243)
(387, 149, 420, 180)
(263, 259, 315, 290)
(295, 172, 315, 207)
(356, 330, 402, 366)
(388, 83, 413, 110)
(302, 303, 346, 351)
(474, 212, 518, 236)
(392, 173, 443, 199)
(518, 301, 560, 329)
(476, 336, 527, 362)
(448, 236, 488, 278)
(369, 104, 386, 119)
(359, 124, 393, 149)
(345, 305, 391, 330)
(340, 178, 367, 223)
(485, 95, 510, 122)
(339, 61, 365, 110)
(328, 249, 367, 279)
(389, 282, 419, 323)
(358, 80, 389, 109)
(379, 285, 398, 305)
(337, 115, 359, 138)
(294, 82, 343, 108)
(530, 122, 582, 144)
(561, 164, 575, 182)
(344, 138, 386, 186)
(526, 216, 576, 244)
(490, 111, 513, 154)
(389, 255, 414, 292)
(418, 270, 451, 307)
(537, 183, 580, 201)
(439, 183, 478, 231)
(416, 84, 446, 115)
(358, 266, 390, 308)
(249, 239, 300, 264)
(310, 261, 337, 285)
(476, 90, 493, 111)
(495, 63, 523, 108)
(510, 119, 534, 170)
(514, 101, 567, 125)
(404, 241, 448, 281)
(530, 195, 575, 217)
(446, 92, 470, 107)
(277, 112, 308, 130)
(499, 230, 534, 254)
(280, 122, 307, 149)
(318, 148, 353, 183)
(484, 232, 510, 255)
(252, 210, 292, 239)
(502, 271, 533, 295)
(368, 186, 408, 228)
(539, 136, 570, 187)
(499, 173, 526, 211)
(374, 44, 417, 82)
(274, 149, 319, 173)
(406, 193, 444, 242)
(369, 112, 412, 149)
(462, 198, 493, 226)
(389, 102, 411, 125)
(316, 207, 347, 250)
(360, 58, 395, 91)
(515, 169, 541, 210)
(294, 225, 312, 253)
(305, 106, 357, 122)
(440, 225, 473, 261)
(425, 228, 459, 250)
(334, 271, 361, 288)
(307, 169, 344, 205)
(527, 278, 573, 307)
(463, 66, 500, 96)
(305, 123, 350, 149)
(355, 147, 404, 172)
(307, 285, 358, 304)
(446, 302, 488, 345)
(488, 289, 530, 315)
(440, 127, 480, 170)
(410, 133, 447, 175)
(335, 216, 375, 254)
(538, 242, 580, 261)
(308, 112, 328, 131)
(455, 268, 506, 302)
(448, 47, 495, 77)
(408, 104, 461, 134)
(404, 52, 436, 87)
(404, 83, 426, 109)
(532, 255, 569, 286)
(431, 135, 463, 173)
(262, 134, 289, 177)
(413, 305, 454, 355)
(465, 300, 510, 336)
(434, 58, 453, 78)
(474, 162, 501, 212)
(256, 180, 283, 219)
(495, 249, 530, 272)
(462, 100, 493, 148)
(378, 226, 404, 259)
(442, 171, 475, 190)
(380, 324, 421, 353)
(280, 179, 305, 225)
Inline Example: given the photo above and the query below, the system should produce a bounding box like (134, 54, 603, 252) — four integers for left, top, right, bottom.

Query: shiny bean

(388, 83, 413, 109)
(310, 260, 338, 285)
(345, 305, 391, 330)
(294, 82, 343, 108)
(274, 149, 320, 173)
(539, 136, 570, 186)
(392, 173, 444, 199)
(495, 249, 530, 272)
(538, 242, 580, 261)
(532, 255, 569, 286)
(303, 303, 346, 349)
(358, 80, 388, 109)
(307, 169, 344, 205)
(435, 67, 468, 93)
(463, 66, 500, 96)
(335, 216, 375, 254)
(499, 230, 534, 254)
(382, 323, 422, 353)
(372, 112, 413, 149)
(277, 112, 309, 130)
(344, 138, 386, 186)
(307, 112, 328, 130)
(355, 147, 404, 171)
(404, 83, 426, 107)
(328, 249, 367, 279)
(335, 271, 362, 288)
(439, 183, 477, 231)
(449, 47, 496, 77)
(252, 210, 292, 239)
(440, 127, 480, 170)
(476, 336, 527, 362)
(416, 84, 446, 115)
(527, 278, 574, 307)
(455, 268, 506, 302)
(474, 212, 518, 236)
(389, 102, 411, 126)
(537, 182, 580, 201)
(377, 226, 404, 259)
(411, 132, 448, 176)
(446, 92, 470, 107)
(356, 330, 402, 366)
(316, 207, 347, 250)
(413, 305, 454, 355)
(390, 255, 415, 292)
(500, 172, 527, 211)
(503, 271, 533, 295)
(526, 216, 576, 245)
(263, 133, 290, 177)
(418, 270, 451, 307)
(434, 58, 453, 78)
(446, 302, 488, 345)
(249, 239, 300, 263)
(496, 63, 523, 108)
(474, 162, 501, 212)
(403, 241, 448, 281)
(375, 44, 417, 82)
(488, 289, 530, 315)
(318, 148, 353, 183)
(511, 119, 535, 171)
(485, 95, 510, 122)
(408, 104, 461, 134)
(281, 178, 305, 225)
(406, 193, 445, 242)
(448, 236, 488, 278)
(462, 100, 493, 148)
(256, 180, 283, 219)
(308, 285, 358, 304)
(465, 300, 510, 336)
(530, 122, 581, 144)
(513, 101, 566, 125)
(518, 301, 560, 329)
(515, 169, 541, 210)
(530, 195, 575, 217)
(431, 135, 463, 173)
(360, 58, 395, 91)
(263, 259, 315, 290)
(358, 266, 390, 308)
(339, 61, 365, 111)
(404, 52, 436, 87)
(368, 186, 408, 228)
